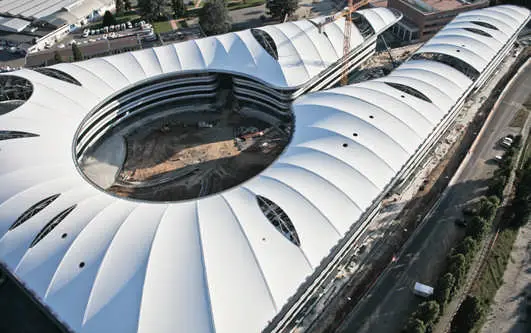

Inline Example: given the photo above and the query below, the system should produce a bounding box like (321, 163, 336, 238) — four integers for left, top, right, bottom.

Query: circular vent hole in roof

(79, 262, 85, 268)
(369, 115, 374, 119)
(74, 72, 294, 202)
(353, 133, 358, 137)
(401, 95, 405, 98)
(456, 49, 460, 52)
(61, 233, 67, 239)
(343, 143, 348, 147)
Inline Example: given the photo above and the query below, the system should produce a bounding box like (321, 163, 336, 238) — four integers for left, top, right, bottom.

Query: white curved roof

(0, 5, 528, 333)
(52, 7, 397, 91)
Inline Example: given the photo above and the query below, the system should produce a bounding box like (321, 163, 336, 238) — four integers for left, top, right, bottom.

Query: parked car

(501, 139, 512, 149)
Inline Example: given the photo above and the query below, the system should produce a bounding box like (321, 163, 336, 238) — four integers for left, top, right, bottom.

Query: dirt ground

(481, 221, 531, 333)
(108, 111, 291, 201)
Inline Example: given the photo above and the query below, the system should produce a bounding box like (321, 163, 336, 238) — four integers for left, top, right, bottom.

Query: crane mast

(318, 0, 370, 86)
(341, 0, 353, 86)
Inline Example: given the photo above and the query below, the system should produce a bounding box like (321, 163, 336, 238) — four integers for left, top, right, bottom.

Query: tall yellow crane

(318, 0, 370, 85)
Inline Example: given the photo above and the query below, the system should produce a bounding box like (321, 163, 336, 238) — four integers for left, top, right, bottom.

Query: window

(471, 21, 498, 30)
(251, 29, 278, 60)
(384, 82, 432, 103)
(9, 194, 60, 230)
(33, 68, 82, 86)
(463, 27, 492, 38)
(30, 205, 76, 248)
(0, 130, 39, 141)
(257, 195, 300, 246)
(411, 52, 480, 81)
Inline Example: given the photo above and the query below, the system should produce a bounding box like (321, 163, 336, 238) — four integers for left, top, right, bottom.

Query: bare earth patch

(480, 221, 531, 333)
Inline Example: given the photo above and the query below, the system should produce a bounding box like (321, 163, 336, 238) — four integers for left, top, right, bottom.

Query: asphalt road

(337, 61, 531, 333)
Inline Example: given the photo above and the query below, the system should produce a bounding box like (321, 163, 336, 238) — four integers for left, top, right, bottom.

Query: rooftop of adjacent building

(398, 0, 488, 13)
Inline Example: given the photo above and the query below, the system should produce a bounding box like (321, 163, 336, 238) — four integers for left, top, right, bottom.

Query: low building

(0, 0, 115, 54)
(25, 35, 142, 67)
(388, 0, 489, 42)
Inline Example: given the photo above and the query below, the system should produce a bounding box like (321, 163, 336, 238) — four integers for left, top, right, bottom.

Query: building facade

(388, 0, 489, 41)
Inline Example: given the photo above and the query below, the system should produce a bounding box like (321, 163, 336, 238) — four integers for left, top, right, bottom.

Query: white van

(413, 282, 434, 298)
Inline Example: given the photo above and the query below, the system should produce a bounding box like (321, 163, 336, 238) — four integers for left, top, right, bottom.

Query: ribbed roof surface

(0, 5, 528, 333)
(47, 7, 396, 90)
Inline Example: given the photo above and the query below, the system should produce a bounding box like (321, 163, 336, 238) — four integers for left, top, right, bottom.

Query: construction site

(79, 86, 292, 202)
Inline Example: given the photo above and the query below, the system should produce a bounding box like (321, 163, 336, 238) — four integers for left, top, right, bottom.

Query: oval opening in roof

(0, 75, 33, 115)
(74, 72, 294, 202)
(256, 195, 300, 246)
(33, 68, 82, 86)
(463, 27, 493, 38)
(471, 21, 498, 30)
(251, 29, 278, 60)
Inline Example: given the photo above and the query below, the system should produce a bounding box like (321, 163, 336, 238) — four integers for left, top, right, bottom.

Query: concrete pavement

(336, 61, 531, 333)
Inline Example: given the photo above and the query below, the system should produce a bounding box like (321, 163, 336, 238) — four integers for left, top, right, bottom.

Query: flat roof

(402, 0, 487, 13)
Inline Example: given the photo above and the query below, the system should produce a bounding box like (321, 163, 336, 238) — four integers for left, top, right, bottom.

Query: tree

(139, 0, 168, 19)
(124, 0, 132, 11)
(455, 237, 477, 262)
(414, 301, 440, 327)
(199, 0, 231, 35)
(466, 216, 489, 240)
(116, 0, 124, 14)
(435, 273, 455, 307)
(266, 0, 299, 20)
(447, 254, 467, 290)
(450, 295, 483, 333)
(403, 318, 426, 333)
(487, 175, 506, 198)
(171, 0, 186, 17)
(72, 43, 83, 61)
(53, 50, 63, 63)
(103, 10, 116, 26)
(476, 196, 498, 219)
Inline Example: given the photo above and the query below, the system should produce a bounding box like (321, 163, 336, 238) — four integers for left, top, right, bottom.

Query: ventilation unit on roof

(30, 205, 76, 248)
(251, 29, 279, 60)
(471, 21, 498, 30)
(256, 195, 300, 246)
(411, 52, 480, 81)
(9, 194, 60, 230)
(463, 27, 492, 38)
(33, 68, 82, 86)
(384, 82, 432, 103)
(0, 130, 39, 141)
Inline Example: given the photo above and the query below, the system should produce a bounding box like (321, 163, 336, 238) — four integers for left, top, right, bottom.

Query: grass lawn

(471, 227, 519, 303)
(153, 20, 174, 34)
(509, 107, 529, 128)
(469, 226, 519, 333)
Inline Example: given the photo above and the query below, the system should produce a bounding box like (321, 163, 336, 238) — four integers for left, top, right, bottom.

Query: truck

(413, 282, 434, 298)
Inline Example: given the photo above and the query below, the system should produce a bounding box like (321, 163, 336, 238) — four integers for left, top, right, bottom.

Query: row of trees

(266, 0, 299, 20)
(115, 0, 133, 14)
(138, 0, 187, 20)
(402, 148, 519, 333)
(404, 134, 529, 333)
(52, 44, 83, 64)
